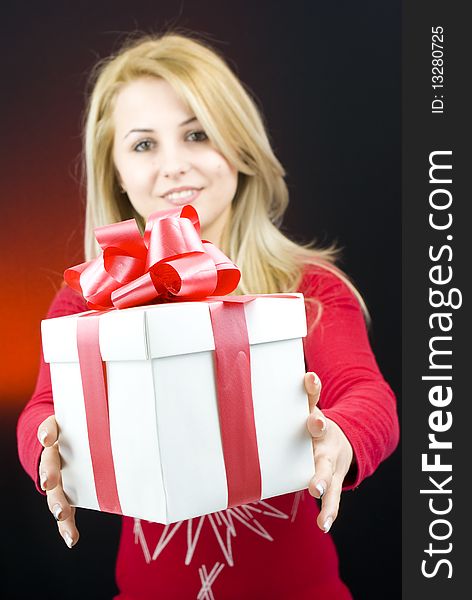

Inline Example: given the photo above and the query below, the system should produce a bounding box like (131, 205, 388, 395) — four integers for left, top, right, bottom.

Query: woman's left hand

(304, 372, 354, 534)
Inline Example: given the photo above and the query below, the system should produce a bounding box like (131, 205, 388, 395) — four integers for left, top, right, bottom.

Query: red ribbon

(65, 205, 240, 310)
(208, 301, 262, 507)
(76, 313, 122, 514)
(71, 205, 265, 515)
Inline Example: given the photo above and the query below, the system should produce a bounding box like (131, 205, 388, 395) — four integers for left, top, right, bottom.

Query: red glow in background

(2, 51, 84, 406)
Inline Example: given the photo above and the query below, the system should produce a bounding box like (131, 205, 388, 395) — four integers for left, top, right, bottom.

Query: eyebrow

(123, 116, 198, 139)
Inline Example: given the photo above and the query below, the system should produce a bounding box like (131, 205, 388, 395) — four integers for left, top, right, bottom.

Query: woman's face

(112, 77, 238, 245)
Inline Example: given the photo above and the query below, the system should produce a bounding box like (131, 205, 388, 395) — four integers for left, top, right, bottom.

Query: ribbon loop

(64, 205, 240, 309)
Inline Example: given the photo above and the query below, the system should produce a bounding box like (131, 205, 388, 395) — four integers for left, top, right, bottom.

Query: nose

(160, 146, 191, 179)
(162, 162, 190, 178)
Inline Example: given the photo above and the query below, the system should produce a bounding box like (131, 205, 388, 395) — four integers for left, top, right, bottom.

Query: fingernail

(316, 482, 325, 499)
(53, 503, 63, 521)
(40, 472, 48, 491)
(64, 532, 74, 548)
(314, 417, 327, 432)
(39, 429, 48, 445)
(323, 516, 333, 533)
(311, 372, 320, 387)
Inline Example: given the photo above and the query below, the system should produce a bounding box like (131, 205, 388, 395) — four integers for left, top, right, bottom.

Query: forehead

(112, 77, 192, 127)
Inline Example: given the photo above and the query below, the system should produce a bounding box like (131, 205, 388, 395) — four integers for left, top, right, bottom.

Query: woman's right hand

(37, 415, 79, 548)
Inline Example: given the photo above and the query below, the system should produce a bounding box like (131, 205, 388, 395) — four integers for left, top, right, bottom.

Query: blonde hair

(83, 32, 369, 321)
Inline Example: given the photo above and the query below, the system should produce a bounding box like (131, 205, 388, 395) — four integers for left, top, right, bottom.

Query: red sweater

(17, 267, 399, 599)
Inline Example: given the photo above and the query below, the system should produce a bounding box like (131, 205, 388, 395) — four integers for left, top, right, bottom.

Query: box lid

(42, 294, 307, 363)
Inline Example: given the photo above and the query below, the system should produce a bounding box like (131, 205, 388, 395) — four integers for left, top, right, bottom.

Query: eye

(133, 139, 155, 152)
(186, 130, 208, 142)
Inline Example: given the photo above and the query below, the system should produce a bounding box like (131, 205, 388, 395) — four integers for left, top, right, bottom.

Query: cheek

(114, 153, 133, 189)
(210, 155, 238, 194)
(115, 158, 152, 192)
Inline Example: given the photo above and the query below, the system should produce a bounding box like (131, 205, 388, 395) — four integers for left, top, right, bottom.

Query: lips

(161, 186, 203, 206)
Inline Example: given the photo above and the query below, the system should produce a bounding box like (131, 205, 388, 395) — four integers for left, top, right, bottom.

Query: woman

(17, 33, 399, 598)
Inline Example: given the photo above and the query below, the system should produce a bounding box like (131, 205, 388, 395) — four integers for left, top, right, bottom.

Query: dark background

(2, 1, 401, 598)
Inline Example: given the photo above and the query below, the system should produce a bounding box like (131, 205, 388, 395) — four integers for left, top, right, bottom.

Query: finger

(304, 372, 322, 413)
(46, 479, 74, 523)
(38, 443, 61, 492)
(308, 452, 334, 500)
(307, 407, 328, 439)
(317, 473, 343, 534)
(57, 506, 80, 548)
(37, 415, 58, 447)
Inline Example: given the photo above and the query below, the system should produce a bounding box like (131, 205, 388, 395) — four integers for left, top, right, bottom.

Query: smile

(162, 187, 202, 205)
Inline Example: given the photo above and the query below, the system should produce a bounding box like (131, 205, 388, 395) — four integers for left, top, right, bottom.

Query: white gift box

(41, 293, 314, 524)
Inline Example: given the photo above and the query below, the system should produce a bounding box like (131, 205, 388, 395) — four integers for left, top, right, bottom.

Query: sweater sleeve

(16, 286, 87, 495)
(300, 267, 400, 490)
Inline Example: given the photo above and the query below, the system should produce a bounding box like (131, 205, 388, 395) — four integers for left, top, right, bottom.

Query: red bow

(64, 205, 240, 309)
